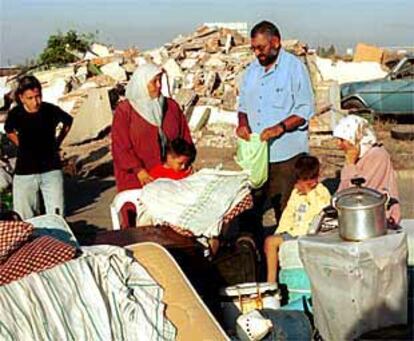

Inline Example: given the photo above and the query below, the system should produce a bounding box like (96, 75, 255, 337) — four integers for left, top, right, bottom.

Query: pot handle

(351, 177, 366, 187)
(332, 196, 338, 210)
(382, 188, 390, 208)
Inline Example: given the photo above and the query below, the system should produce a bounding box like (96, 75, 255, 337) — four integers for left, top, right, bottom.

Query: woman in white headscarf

(111, 63, 193, 228)
(333, 115, 401, 223)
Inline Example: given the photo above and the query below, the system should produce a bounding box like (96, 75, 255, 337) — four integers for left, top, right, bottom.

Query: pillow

(0, 221, 33, 264)
(0, 236, 76, 285)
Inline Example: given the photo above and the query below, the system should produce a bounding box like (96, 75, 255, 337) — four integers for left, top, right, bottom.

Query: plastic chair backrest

(110, 189, 142, 230)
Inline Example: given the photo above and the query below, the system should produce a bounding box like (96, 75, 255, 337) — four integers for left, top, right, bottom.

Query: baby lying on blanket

(137, 169, 252, 255)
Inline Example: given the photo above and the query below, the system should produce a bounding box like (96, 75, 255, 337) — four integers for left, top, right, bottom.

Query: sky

(1, 0, 413, 66)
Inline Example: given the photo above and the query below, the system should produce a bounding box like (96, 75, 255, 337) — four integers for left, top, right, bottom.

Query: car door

(380, 58, 414, 114)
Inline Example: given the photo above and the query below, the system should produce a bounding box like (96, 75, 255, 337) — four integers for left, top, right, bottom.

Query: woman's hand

(345, 144, 360, 165)
(137, 169, 154, 186)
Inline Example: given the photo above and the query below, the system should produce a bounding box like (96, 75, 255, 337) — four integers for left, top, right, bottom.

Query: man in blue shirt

(237, 21, 314, 240)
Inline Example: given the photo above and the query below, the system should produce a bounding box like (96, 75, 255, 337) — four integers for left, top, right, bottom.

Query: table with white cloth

(298, 230, 407, 341)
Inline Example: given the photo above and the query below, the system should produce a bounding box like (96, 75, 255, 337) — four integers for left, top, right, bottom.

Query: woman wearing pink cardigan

(333, 115, 401, 224)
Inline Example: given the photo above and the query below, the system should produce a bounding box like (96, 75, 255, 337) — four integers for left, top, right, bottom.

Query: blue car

(340, 56, 414, 115)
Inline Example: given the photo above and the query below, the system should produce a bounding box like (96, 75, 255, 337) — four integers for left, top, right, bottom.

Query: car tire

(391, 125, 414, 141)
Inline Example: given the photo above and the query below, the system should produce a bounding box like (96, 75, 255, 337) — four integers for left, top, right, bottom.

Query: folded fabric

(137, 169, 251, 238)
(0, 235, 76, 285)
(0, 221, 33, 264)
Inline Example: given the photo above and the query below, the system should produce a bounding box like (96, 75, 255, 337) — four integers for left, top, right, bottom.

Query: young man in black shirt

(5, 76, 73, 219)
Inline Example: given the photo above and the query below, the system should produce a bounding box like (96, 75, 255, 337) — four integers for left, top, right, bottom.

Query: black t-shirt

(5, 102, 73, 175)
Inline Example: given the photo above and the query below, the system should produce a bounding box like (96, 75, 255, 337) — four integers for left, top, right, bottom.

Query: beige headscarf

(125, 63, 167, 154)
(333, 115, 377, 158)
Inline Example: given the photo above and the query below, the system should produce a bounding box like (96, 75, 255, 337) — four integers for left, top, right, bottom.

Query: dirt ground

(65, 121, 414, 232)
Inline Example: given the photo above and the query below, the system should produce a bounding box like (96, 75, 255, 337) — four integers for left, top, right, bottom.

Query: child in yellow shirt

(264, 155, 330, 283)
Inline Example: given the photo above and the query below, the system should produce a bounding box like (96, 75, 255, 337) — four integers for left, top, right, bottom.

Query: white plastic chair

(110, 189, 142, 230)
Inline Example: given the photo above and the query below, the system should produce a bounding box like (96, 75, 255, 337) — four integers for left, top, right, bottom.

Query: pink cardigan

(338, 145, 401, 223)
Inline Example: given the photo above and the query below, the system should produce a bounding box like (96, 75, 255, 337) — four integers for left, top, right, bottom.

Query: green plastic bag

(235, 133, 268, 189)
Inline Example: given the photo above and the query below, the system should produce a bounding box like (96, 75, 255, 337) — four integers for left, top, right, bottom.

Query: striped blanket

(0, 245, 176, 340)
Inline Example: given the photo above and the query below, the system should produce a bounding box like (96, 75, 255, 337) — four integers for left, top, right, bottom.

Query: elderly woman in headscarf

(111, 63, 193, 228)
(333, 114, 401, 224)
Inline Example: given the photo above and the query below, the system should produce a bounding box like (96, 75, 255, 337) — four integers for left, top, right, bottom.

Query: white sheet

(137, 169, 250, 237)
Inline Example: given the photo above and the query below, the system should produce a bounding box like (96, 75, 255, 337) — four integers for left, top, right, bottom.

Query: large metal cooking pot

(332, 178, 389, 241)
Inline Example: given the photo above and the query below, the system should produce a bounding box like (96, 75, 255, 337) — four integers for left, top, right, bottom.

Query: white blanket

(0, 245, 175, 340)
(137, 169, 250, 237)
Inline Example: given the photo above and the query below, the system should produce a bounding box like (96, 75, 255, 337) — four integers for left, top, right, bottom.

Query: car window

(394, 59, 414, 80)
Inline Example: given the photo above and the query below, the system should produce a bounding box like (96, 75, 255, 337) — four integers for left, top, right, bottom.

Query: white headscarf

(126, 63, 165, 126)
(125, 63, 167, 154)
(333, 115, 377, 158)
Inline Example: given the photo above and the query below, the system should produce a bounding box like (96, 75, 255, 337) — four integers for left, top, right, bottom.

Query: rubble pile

(158, 25, 252, 112)
(1, 24, 369, 178)
(158, 26, 308, 113)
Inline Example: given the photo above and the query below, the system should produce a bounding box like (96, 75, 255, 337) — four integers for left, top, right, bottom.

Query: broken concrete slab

(189, 105, 238, 127)
(198, 97, 221, 107)
(174, 88, 198, 115)
(204, 71, 220, 95)
(34, 67, 75, 86)
(314, 56, 387, 84)
(182, 72, 196, 90)
(100, 62, 127, 82)
(204, 37, 220, 53)
(0, 79, 11, 109)
(195, 122, 237, 149)
(189, 106, 211, 131)
(162, 58, 184, 93)
(224, 34, 233, 54)
(163, 58, 184, 78)
(204, 54, 226, 68)
(145, 47, 169, 65)
(180, 58, 199, 70)
(64, 88, 113, 146)
(90, 43, 112, 58)
(42, 78, 67, 105)
(207, 107, 238, 126)
(222, 84, 237, 111)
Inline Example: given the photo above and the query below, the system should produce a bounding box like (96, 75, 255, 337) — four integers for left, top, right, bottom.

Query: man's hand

(137, 169, 154, 186)
(345, 144, 360, 165)
(236, 125, 251, 141)
(6, 132, 19, 147)
(260, 124, 284, 142)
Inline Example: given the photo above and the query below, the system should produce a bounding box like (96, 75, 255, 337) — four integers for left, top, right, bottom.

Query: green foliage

(317, 44, 336, 58)
(39, 30, 95, 66)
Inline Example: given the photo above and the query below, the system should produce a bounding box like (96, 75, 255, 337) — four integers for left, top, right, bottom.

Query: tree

(317, 44, 337, 58)
(38, 30, 95, 66)
(326, 44, 336, 57)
